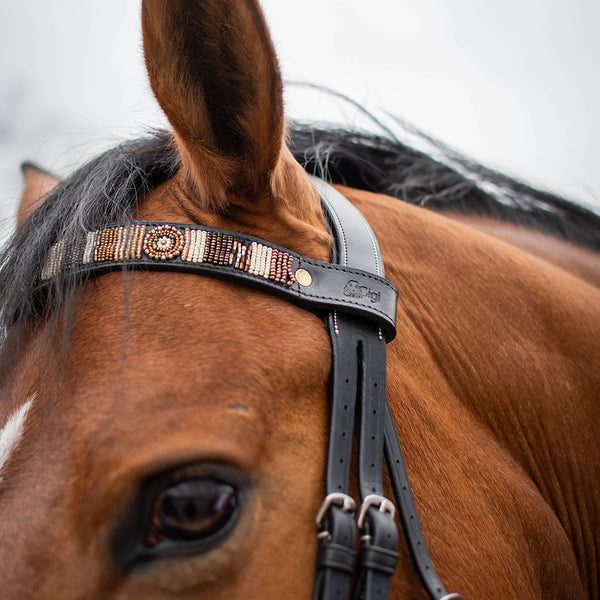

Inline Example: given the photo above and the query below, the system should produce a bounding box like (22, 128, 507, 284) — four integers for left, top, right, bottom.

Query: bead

(143, 225, 184, 261)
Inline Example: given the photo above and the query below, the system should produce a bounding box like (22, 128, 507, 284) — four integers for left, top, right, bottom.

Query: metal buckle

(357, 494, 396, 530)
(315, 492, 357, 528)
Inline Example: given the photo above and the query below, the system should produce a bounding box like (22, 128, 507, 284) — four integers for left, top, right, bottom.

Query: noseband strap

(37, 176, 461, 600)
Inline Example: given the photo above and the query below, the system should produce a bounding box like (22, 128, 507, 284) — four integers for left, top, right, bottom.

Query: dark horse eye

(111, 471, 244, 569)
(150, 479, 238, 543)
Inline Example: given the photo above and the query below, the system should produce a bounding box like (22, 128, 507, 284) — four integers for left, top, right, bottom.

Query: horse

(1, 1, 599, 598)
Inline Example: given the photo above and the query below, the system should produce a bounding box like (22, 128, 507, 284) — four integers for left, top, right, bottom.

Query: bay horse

(1, 1, 599, 599)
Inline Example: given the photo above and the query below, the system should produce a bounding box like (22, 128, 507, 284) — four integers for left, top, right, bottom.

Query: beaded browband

(41, 223, 298, 283)
(39, 220, 398, 341)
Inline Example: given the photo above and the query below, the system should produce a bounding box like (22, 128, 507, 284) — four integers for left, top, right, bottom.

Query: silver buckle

(357, 494, 396, 530)
(315, 492, 357, 528)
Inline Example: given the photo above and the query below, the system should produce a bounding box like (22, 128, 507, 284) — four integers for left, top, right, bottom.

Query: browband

(39, 220, 397, 341)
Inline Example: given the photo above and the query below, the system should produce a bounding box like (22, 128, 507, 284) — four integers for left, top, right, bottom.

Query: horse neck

(445, 213, 600, 289)
(342, 185, 600, 596)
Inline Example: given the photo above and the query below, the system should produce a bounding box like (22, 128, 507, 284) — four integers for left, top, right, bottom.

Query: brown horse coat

(1, 1, 598, 598)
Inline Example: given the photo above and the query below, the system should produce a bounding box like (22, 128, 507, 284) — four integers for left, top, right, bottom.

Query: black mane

(0, 131, 179, 343)
(289, 123, 600, 249)
(1, 124, 599, 343)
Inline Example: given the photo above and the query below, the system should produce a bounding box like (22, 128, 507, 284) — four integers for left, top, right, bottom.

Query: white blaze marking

(0, 397, 34, 482)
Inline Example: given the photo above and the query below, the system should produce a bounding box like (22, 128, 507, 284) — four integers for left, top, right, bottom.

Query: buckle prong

(315, 492, 357, 528)
(357, 494, 396, 530)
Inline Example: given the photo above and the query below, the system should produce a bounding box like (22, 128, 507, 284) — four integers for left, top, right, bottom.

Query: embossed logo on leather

(343, 280, 381, 303)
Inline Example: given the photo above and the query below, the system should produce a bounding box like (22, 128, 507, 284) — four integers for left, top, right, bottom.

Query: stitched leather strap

(384, 403, 459, 600)
(314, 312, 361, 600)
(310, 177, 385, 276)
(314, 504, 357, 600)
(354, 509, 399, 600)
(37, 220, 397, 341)
(314, 179, 399, 600)
(314, 179, 461, 600)
(353, 324, 398, 600)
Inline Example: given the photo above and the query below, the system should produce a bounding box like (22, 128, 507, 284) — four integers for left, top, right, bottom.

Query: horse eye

(149, 479, 238, 544)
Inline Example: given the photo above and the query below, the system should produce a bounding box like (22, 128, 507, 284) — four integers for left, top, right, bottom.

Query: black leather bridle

(310, 178, 460, 600)
(38, 176, 462, 600)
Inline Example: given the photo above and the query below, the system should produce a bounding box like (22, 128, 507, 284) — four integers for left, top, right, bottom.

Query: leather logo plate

(343, 280, 381, 303)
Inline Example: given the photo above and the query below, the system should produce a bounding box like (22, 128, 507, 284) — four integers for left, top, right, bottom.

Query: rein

(38, 177, 461, 600)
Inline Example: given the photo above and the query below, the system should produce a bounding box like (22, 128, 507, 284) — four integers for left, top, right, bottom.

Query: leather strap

(313, 312, 361, 600)
(313, 178, 399, 600)
(313, 179, 461, 600)
(37, 220, 397, 340)
(353, 325, 399, 600)
(355, 508, 399, 600)
(314, 498, 358, 600)
(384, 403, 457, 600)
(310, 176, 385, 276)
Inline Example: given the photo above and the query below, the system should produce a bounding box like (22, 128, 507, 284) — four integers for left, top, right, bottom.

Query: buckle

(357, 494, 396, 530)
(315, 493, 357, 529)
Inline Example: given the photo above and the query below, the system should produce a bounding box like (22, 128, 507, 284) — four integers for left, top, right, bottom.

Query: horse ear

(142, 0, 285, 211)
(17, 163, 60, 227)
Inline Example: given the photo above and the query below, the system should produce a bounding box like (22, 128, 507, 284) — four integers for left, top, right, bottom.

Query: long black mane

(290, 123, 600, 248)
(1, 124, 599, 344)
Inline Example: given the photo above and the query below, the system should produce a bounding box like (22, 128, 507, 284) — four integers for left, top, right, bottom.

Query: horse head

(2, 2, 600, 599)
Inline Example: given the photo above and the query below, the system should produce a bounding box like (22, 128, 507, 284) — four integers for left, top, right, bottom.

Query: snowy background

(1, 0, 599, 241)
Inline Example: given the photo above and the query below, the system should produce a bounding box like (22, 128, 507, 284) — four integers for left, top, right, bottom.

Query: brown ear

(142, 0, 284, 210)
(17, 163, 60, 227)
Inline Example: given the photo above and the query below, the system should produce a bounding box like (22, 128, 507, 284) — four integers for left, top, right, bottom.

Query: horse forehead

(63, 270, 332, 406)
(7, 270, 331, 514)
(78, 268, 325, 339)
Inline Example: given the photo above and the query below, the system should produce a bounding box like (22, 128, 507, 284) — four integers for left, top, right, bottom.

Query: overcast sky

(1, 0, 599, 235)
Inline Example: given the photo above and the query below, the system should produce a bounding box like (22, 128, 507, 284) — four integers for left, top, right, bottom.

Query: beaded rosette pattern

(40, 223, 298, 287)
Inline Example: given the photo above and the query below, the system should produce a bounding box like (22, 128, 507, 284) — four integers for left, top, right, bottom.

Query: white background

(1, 0, 599, 238)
